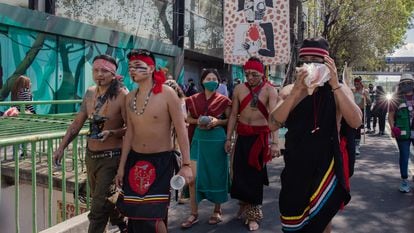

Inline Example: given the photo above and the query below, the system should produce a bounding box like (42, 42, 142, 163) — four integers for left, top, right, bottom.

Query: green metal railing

(0, 100, 83, 115)
(0, 100, 91, 233)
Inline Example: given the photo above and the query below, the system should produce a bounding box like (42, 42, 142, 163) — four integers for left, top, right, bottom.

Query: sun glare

(386, 93, 393, 101)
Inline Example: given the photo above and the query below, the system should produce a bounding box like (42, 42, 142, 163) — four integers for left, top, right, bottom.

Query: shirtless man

(53, 54, 128, 233)
(115, 49, 192, 233)
(225, 57, 279, 231)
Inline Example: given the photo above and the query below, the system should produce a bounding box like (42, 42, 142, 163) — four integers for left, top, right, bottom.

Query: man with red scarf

(225, 57, 279, 231)
(115, 49, 193, 233)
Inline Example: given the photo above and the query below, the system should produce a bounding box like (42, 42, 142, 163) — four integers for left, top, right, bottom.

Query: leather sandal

(208, 210, 222, 225)
(181, 214, 199, 229)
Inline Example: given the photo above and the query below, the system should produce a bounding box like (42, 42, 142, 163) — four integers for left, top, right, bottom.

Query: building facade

(0, 0, 289, 114)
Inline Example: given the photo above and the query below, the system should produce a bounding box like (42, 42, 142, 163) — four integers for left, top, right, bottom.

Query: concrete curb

(39, 211, 89, 233)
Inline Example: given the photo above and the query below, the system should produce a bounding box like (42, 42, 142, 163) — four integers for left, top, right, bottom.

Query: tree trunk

(0, 33, 46, 100)
(154, 0, 173, 43)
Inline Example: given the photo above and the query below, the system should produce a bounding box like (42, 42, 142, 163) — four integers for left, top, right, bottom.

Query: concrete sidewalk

(333, 131, 414, 233)
(167, 130, 414, 233)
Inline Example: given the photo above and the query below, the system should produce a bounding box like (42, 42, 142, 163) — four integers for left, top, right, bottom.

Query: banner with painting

(224, 0, 290, 65)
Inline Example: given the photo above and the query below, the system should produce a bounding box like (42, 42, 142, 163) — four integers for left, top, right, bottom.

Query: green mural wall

(0, 3, 179, 114)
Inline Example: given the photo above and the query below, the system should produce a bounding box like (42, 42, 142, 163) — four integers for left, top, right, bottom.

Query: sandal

(208, 210, 222, 225)
(181, 214, 199, 229)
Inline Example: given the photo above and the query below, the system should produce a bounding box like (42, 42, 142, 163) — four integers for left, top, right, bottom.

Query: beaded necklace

(133, 85, 154, 116)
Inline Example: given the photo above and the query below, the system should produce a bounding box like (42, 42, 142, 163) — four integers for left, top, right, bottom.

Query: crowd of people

(1, 36, 408, 233)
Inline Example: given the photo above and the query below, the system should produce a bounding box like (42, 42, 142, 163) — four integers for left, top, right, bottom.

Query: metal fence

(0, 100, 91, 233)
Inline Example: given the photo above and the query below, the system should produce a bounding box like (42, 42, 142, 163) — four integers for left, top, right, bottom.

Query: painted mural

(224, 0, 290, 65)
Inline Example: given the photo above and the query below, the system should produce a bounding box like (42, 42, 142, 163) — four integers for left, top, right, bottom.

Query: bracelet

(332, 85, 342, 92)
(270, 115, 285, 128)
(182, 163, 191, 167)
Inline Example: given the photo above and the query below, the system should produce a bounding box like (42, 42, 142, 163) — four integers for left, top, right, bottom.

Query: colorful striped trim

(281, 159, 337, 231)
(299, 47, 329, 57)
(120, 193, 170, 204)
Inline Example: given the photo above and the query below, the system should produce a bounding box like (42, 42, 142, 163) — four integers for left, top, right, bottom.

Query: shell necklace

(133, 85, 154, 116)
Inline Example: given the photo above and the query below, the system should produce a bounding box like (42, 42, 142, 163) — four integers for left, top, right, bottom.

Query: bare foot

(248, 220, 259, 231)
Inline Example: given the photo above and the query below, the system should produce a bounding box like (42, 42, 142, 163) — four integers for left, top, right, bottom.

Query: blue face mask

(203, 81, 218, 91)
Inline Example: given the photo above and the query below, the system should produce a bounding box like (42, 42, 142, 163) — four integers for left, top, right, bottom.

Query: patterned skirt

(116, 150, 174, 220)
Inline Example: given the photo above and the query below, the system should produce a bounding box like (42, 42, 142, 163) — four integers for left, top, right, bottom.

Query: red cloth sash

(339, 136, 350, 210)
(236, 122, 271, 171)
(239, 82, 268, 119)
(339, 136, 350, 191)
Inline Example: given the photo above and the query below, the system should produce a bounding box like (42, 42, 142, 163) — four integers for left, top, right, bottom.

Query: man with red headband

(115, 49, 193, 233)
(53, 54, 128, 233)
(353, 76, 371, 155)
(225, 56, 279, 231)
(269, 37, 362, 233)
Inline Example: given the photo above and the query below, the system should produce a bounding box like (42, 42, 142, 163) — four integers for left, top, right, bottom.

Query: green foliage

(308, 0, 414, 70)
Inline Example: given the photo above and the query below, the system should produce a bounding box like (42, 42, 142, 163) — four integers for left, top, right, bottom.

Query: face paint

(129, 61, 151, 83)
(129, 66, 148, 73)
(203, 81, 218, 91)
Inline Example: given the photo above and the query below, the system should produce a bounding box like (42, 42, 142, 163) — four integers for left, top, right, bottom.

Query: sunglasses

(245, 72, 262, 78)
(399, 81, 414, 87)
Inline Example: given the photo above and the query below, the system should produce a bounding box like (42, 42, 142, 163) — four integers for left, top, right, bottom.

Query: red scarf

(239, 82, 268, 119)
(236, 122, 271, 171)
(185, 92, 231, 142)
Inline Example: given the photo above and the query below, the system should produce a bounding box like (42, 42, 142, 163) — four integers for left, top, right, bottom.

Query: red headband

(243, 60, 264, 74)
(128, 54, 165, 94)
(299, 47, 329, 58)
(129, 54, 155, 67)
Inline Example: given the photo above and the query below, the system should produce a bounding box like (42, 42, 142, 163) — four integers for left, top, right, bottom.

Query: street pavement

(167, 128, 414, 233)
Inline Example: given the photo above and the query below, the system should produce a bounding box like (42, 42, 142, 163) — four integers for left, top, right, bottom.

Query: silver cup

(170, 175, 186, 190)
